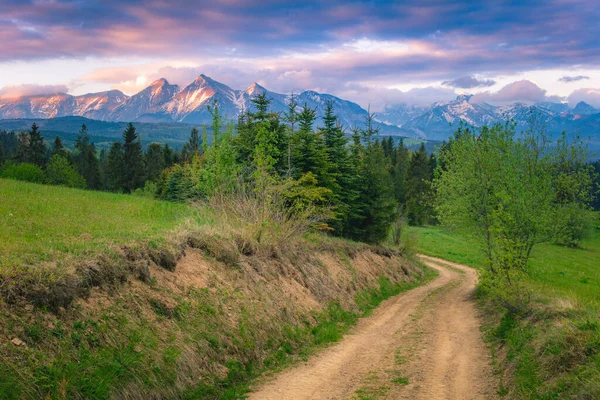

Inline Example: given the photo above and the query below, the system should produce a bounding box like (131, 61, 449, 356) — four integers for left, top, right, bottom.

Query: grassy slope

(408, 215, 600, 398)
(0, 179, 433, 399)
(0, 178, 207, 270)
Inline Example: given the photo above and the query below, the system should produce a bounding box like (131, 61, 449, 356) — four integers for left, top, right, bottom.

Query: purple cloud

(471, 80, 563, 105)
(0, 83, 69, 98)
(442, 76, 496, 89)
(559, 75, 590, 83)
(567, 88, 600, 108)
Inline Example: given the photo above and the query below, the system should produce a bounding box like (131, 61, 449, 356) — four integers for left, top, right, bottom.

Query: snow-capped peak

(245, 82, 266, 96)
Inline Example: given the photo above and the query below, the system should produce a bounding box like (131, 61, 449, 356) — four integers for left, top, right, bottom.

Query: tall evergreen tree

(291, 104, 332, 189)
(163, 144, 174, 168)
(122, 123, 145, 192)
(284, 93, 299, 175)
(405, 143, 434, 225)
(0, 141, 4, 164)
(52, 136, 68, 159)
(182, 128, 202, 163)
(74, 124, 101, 189)
(106, 142, 125, 191)
(393, 139, 410, 205)
(146, 143, 166, 182)
(28, 123, 46, 167)
(15, 132, 29, 163)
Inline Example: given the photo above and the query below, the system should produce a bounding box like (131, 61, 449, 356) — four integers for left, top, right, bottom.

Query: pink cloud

(471, 80, 562, 105)
(0, 84, 69, 98)
(567, 88, 600, 108)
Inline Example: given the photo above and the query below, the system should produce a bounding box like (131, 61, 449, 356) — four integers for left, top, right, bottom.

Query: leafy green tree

(199, 103, 239, 196)
(434, 122, 594, 308)
(122, 123, 145, 192)
(0, 141, 4, 164)
(145, 143, 166, 182)
(45, 154, 86, 188)
(28, 123, 46, 167)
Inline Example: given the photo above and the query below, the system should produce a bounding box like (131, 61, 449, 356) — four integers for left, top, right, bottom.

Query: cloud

(567, 88, 600, 108)
(559, 75, 590, 83)
(337, 84, 456, 111)
(470, 80, 562, 105)
(442, 76, 496, 88)
(0, 84, 69, 98)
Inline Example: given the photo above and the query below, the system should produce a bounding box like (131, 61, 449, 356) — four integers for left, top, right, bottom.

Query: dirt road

(247, 255, 497, 400)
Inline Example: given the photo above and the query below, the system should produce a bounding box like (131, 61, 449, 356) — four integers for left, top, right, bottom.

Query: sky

(1, 0, 600, 110)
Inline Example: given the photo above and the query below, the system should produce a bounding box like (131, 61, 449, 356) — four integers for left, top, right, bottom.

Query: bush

(0, 162, 45, 183)
(45, 155, 87, 188)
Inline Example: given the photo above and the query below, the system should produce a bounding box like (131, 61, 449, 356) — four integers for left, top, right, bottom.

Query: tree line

(1, 96, 598, 247)
(0, 95, 439, 243)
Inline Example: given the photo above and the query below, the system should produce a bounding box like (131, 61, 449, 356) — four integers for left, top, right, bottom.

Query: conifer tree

(393, 139, 410, 205)
(162, 144, 174, 167)
(106, 142, 125, 191)
(284, 93, 299, 175)
(52, 136, 68, 159)
(28, 123, 46, 167)
(182, 128, 202, 163)
(405, 143, 434, 225)
(122, 123, 145, 192)
(74, 124, 101, 189)
(145, 143, 165, 182)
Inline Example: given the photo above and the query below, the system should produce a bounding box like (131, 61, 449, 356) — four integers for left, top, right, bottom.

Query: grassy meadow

(408, 213, 600, 306)
(0, 178, 208, 270)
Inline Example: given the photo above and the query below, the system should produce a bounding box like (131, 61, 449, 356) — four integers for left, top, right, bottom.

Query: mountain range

(0, 74, 599, 149)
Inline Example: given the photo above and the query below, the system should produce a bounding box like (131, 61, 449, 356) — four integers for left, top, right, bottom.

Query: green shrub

(45, 155, 87, 189)
(0, 162, 45, 183)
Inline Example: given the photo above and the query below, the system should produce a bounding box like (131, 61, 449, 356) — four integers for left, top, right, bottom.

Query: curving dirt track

(247, 255, 497, 400)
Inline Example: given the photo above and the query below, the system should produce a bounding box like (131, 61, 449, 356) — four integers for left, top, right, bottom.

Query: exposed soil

(247, 255, 498, 400)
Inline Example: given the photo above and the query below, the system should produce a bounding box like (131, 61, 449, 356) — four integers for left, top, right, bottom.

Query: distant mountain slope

(1, 76, 598, 148)
(0, 75, 404, 136)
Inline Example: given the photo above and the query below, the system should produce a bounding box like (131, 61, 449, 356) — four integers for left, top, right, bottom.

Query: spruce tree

(0, 141, 4, 164)
(163, 144, 174, 167)
(291, 105, 332, 188)
(319, 101, 358, 233)
(52, 136, 68, 159)
(182, 128, 202, 163)
(106, 142, 125, 191)
(74, 124, 101, 190)
(405, 143, 433, 225)
(28, 123, 46, 167)
(122, 123, 145, 192)
(284, 93, 299, 175)
(393, 139, 410, 205)
(145, 143, 165, 182)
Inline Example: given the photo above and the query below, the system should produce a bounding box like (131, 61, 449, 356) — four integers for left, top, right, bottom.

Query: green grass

(408, 214, 600, 306)
(0, 178, 208, 270)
